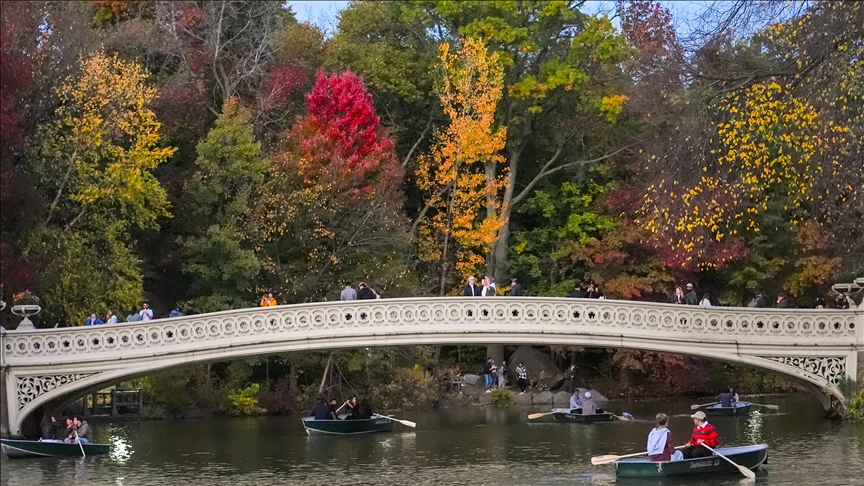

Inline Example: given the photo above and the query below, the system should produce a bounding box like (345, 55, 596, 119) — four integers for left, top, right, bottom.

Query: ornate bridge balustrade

(2, 297, 862, 436)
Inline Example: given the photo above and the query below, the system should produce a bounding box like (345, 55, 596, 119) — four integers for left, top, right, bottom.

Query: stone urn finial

(11, 291, 41, 331)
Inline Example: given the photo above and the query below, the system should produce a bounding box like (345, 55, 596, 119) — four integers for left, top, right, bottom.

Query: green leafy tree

(179, 98, 266, 312)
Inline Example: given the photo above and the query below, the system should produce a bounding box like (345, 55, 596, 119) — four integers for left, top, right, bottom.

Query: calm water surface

(2, 395, 862, 485)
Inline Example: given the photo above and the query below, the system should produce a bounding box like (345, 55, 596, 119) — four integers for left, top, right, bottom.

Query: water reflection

(745, 409, 764, 444)
(1, 395, 862, 486)
(109, 435, 133, 463)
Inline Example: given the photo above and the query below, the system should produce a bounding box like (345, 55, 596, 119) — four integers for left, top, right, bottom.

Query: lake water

(2, 395, 862, 485)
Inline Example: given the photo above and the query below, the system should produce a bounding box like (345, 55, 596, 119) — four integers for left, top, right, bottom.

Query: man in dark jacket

(755, 292, 768, 308)
(510, 278, 524, 296)
(569, 284, 585, 298)
(684, 283, 699, 305)
(776, 293, 789, 308)
(357, 282, 377, 300)
(464, 276, 481, 296)
(67, 416, 91, 444)
(311, 398, 333, 420)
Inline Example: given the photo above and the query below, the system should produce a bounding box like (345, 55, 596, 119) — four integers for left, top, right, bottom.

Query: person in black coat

(569, 284, 585, 298)
(510, 278, 524, 296)
(755, 292, 768, 308)
(357, 282, 377, 300)
(464, 276, 481, 296)
(311, 398, 333, 420)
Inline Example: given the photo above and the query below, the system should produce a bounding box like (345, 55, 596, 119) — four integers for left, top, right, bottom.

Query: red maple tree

(289, 70, 402, 193)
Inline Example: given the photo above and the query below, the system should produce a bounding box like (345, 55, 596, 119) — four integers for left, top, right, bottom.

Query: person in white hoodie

(647, 413, 683, 462)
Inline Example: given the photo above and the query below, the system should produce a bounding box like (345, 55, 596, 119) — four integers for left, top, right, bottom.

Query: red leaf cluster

(290, 71, 402, 192)
(259, 63, 307, 112)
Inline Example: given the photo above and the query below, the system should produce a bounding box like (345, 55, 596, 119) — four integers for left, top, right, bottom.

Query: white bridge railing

(1, 297, 862, 437)
(3, 297, 861, 366)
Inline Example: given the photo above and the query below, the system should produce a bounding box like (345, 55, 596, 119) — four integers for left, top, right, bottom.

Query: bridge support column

(1, 366, 9, 438)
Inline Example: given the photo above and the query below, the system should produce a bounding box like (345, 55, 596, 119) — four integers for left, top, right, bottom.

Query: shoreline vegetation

(107, 345, 811, 420)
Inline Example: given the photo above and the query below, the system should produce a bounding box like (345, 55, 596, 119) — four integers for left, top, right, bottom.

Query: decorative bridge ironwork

(2, 297, 862, 436)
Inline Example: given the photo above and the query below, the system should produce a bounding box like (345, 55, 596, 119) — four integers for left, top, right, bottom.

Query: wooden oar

(691, 401, 718, 410)
(374, 414, 416, 428)
(74, 431, 86, 458)
(591, 445, 685, 465)
(701, 444, 756, 479)
(747, 402, 779, 410)
(528, 411, 557, 420)
(613, 412, 634, 421)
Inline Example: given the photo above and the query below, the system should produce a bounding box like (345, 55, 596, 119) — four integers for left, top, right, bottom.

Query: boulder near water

(553, 391, 572, 406)
(532, 391, 554, 405)
(507, 346, 563, 384)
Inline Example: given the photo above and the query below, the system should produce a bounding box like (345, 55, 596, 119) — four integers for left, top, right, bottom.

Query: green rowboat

(302, 415, 393, 436)
(1, 439, 110, 459)
(705, 401, 752, 416)
(615, 444, 768, 478)
(551, 408, 615, 423)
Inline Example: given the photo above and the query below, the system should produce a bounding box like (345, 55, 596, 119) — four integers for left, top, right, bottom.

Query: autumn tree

(24, 53, 174, 324)
(328, 1, 440, 166)
(638, 2, 863, 298)
(259, 71, 416, 302)
(0, 34, 36, 306)
(415, 38, 507, 294)
(407, 1, 633, 280)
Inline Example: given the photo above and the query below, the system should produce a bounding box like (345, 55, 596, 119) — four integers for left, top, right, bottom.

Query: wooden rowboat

(550, 408, 615, 423)
(704, 401, 752, 417)
(615, 444, 768, 478)
(1, 439, 110, 459)
(302, 415, 393, 436)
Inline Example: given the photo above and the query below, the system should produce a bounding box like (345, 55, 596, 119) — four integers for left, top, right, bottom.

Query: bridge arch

(3, 297, 861, 436)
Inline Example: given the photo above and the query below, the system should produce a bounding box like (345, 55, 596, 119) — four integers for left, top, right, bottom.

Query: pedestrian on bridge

(684, 284, 698, 305)
(260, 292, 277, 306)
(464, 276, 481, 296)
(341, 284, 357, 301)
(510, 278, 524, 296)
(139, 302, 154, 321)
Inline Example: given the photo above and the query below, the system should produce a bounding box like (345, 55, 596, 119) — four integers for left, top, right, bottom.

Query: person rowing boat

(681, 411, 720, 459)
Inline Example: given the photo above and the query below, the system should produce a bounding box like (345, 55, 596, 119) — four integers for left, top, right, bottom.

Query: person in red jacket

(681, 410, 720, 459)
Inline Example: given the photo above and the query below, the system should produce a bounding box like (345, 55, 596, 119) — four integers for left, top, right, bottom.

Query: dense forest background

(1, 1, 861, 412)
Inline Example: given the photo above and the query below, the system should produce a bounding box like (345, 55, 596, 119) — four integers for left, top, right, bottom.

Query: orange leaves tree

(416, 38, 507, 294)
(258, 71, 416, 302)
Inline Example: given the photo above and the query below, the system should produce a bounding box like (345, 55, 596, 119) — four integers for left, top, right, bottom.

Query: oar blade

(528, 413, 547, 420)
(738, 465, 756, 479)
(398, 419, 417, 428)
(590, 455, 620, 465)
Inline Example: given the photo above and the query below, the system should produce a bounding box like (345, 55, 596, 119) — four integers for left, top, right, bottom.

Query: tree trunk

(317, 353, 333, 397)
(487, 344, 504, 367)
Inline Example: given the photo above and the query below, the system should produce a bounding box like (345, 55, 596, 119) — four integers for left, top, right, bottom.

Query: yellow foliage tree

(26, 52, 175, 323)
(642, 80, 859, 266)
(416, 38, 507, 294)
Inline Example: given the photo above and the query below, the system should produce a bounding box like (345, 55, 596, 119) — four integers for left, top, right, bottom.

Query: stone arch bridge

(2, 297, 862, 436)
